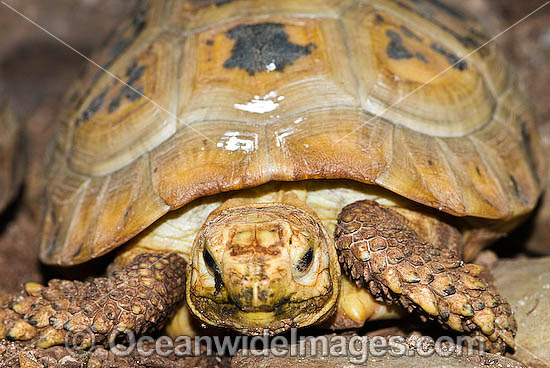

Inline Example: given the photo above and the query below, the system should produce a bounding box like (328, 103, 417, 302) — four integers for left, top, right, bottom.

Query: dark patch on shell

(73, 243, 84, 257)
(468, 26, 489, 41)
(92, 4, 148, 84)
(375, 13, 385, 24)
(223, 23, 315, 76)
(74, 3, 148, 126)
(430, 42, 467, 70)
(393, 1, 413, 11)
(76, 90, 107, 124)
(400, 25, 423, 42)
(390, 0, 484, 50)
(386, 30, 413, 60)
(415, 52, 429, 63)
(108, 60, 146, 113)
(192, 0, 234, 8)
(386, 29, 430, 64)
(424, 0, 465, 19)
(509, 175, 528, 204)
(520, 121, 540, 184)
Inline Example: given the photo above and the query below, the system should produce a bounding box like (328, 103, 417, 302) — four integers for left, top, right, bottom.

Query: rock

(493, 258, 550, 367)
(0, 340, 230, 368)
(231, 334, 525, 368)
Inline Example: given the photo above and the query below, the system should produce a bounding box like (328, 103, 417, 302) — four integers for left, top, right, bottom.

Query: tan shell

(0, 89, 23, 212)
(41, 0, 545, 266)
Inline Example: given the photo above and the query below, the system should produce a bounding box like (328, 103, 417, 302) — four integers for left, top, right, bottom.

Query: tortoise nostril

(228, 281, 281, 312)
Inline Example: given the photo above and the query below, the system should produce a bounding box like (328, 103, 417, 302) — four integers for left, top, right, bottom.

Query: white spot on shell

(275, 127, 295, 147)
(216, 131, 258, 153)
(234, 100, 278, 114)
(266, 62, 277, 72)
(234, 91, 280, 114)
(264, 91, 278, 100)
(294, 117, 306, 124)
(277, 96, 285, 101)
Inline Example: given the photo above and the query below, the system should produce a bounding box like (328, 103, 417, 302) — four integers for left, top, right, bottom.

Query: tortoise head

(186, 202, 340, 334)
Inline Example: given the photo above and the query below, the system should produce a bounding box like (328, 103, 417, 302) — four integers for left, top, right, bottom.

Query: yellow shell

(0, 89, 22, 212)
(41, 0, 545, 265)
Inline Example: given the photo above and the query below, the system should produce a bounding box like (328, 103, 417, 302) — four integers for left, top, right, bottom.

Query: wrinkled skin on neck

(186, 202, 340, 334)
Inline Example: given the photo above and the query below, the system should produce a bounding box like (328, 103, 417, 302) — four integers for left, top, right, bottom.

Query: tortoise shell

(0, 89, 23, 212)
(41, 0, 545, 266)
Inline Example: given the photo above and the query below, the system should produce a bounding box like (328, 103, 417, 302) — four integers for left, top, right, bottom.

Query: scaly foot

(334, 200, 516, 353)
(0, 252, 186, 349)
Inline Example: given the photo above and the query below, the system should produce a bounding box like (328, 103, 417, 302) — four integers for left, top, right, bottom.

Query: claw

(24, 282, 44, 297)
(36, 327, 65, 349)
(0, 252, 186, 350)
(7, 320, 36, 341)
(407, 286, 439, 316)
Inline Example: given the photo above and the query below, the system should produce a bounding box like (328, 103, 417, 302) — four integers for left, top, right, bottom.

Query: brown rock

(493, 257, 550, 367)
(0, 340, 230, 368)
(231, 334, 525, 368)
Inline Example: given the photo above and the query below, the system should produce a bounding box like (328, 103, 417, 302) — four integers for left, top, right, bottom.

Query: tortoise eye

(295, 247, 313, 273)
(202, 247, 224, 295)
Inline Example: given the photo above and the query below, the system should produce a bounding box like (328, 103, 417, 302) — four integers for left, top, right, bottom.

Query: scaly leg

(334, 200, 516, 353)
(0, 252, 186, 349)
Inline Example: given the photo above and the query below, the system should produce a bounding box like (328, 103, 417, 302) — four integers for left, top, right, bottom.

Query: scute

(41, 0, 545, 266)
(69, 33, 180, 175)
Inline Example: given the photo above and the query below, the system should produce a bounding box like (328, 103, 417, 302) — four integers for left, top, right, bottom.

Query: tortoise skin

(41, 0, 545, 265)
(335, 200, 516, 352)
(0, 253, 185, 349)
(0, 90, 23, 213)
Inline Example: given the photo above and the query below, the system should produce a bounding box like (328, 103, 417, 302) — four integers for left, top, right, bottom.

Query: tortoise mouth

(187, 289, 337, 334)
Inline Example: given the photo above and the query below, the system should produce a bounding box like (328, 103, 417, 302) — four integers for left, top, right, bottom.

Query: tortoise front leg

(334, 200, 516, 353)
(0, 252, 185, 349)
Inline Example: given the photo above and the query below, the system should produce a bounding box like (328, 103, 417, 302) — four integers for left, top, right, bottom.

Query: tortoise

(0, 88, 23, 213)
(0, 0, 545, 355)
